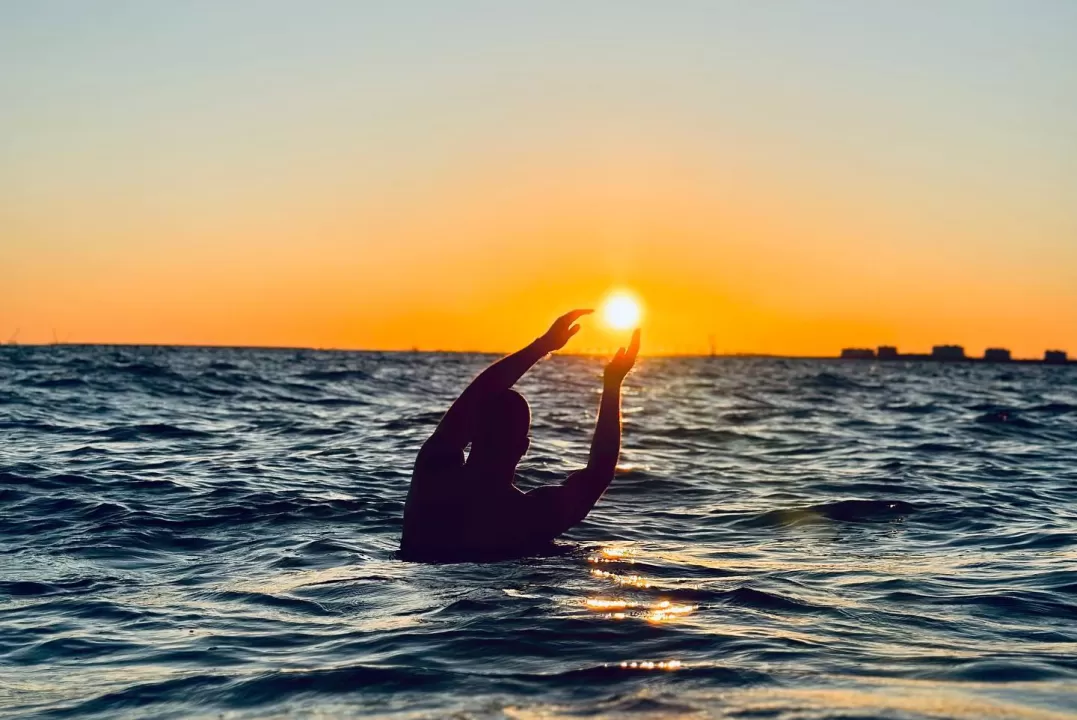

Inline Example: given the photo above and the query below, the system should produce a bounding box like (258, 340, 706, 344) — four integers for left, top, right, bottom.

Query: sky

(3, 1, 1075, 356)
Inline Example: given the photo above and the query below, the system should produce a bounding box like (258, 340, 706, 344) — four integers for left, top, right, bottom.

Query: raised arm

(527, 329, 640, 533)
(424, 310, 592, 452)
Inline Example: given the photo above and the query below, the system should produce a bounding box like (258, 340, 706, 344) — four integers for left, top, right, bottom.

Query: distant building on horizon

(877, 345, 899, 360)
(932, 345, 965, 361)
(839, 344, 1070, 364)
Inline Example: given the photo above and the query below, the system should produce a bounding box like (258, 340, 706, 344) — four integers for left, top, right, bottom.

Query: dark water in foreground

(2, 346, 1076, 719)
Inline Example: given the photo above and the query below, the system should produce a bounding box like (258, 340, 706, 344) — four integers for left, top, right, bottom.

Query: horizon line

(0, 340, 815, 358)
(0, 341, 1071, 363)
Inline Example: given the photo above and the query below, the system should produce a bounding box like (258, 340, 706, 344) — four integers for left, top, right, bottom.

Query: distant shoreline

(836, 355, 1073, 366)
(1, 342, 1073, 364)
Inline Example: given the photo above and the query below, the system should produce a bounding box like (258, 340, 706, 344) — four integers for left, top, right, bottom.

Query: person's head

(471, 389, 531, 464)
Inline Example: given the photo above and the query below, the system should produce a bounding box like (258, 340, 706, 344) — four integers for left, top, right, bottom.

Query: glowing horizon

(3, 2, 1075, 358)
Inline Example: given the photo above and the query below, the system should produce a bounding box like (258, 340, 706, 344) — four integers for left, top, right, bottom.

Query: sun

(602, 292, 642, 330)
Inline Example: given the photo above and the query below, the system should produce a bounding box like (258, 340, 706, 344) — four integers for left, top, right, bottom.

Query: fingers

(561, 309, 594, 325)
(626, 328, 641, 361)
(568, 324, 581, 338)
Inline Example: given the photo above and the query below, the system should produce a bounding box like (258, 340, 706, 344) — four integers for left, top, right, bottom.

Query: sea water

(1, 346, 1075, 718)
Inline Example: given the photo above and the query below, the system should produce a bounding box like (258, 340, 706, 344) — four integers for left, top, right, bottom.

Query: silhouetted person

(401, 310, 640, 562)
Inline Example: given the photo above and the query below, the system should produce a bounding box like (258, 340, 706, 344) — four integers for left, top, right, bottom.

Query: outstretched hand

(604, 329, 641, 386)
(538, 309, 593, 353)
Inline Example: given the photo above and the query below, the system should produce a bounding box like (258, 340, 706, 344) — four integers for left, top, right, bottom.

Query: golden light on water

(590, 568, 651, 588)
(617, 660, 683, 671)
(586, 598, 633, 610)
(588, 546, 636, 565)
(601, 291, 642, 330)
(585, 597, 698, 623)
(586, 545, 696, 623)
(647, 600, 697, 623)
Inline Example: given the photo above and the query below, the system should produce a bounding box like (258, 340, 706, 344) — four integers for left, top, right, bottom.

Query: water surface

(2, 347, 1075, 718)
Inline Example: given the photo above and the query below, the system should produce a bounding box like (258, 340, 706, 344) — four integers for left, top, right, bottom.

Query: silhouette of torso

(400, 446, 555, 561)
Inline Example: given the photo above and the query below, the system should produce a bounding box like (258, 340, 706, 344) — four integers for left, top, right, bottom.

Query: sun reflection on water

(585, 597, 698, 623)
(584, 544, 698, 622)
(588, 545, 636, 565)
(585, 598, 633, 610)
(647, 600, 697, 623)
(615, 660, 683, 670)
(590, 568, 651, 588)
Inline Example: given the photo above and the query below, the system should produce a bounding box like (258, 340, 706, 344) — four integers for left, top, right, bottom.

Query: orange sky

(3, 3, 1076, 358)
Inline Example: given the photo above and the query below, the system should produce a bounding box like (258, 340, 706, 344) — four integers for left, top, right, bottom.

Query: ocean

(1, 345, 1075, 719)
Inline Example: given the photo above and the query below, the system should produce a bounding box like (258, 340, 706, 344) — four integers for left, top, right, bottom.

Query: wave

(111, 361, 185, 380)
(28, 376, 89, 389)
(95, 423, 213, 441)
(298, 369, 373, 382)
(1028, 402, 1077, 414)
(738, 499, 917, 527)
(803, 371, 873, 390)
(974, 409, 1040, 428)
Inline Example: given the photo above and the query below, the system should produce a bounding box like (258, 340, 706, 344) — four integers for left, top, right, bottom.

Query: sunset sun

(602, 292, 642, 331)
